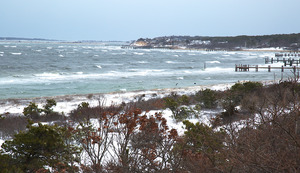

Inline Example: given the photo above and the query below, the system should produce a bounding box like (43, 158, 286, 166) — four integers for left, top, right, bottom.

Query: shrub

(42, 99, 57, 115)
(0, 115, 27, 138)
(231, 81, 263, 94)
(23, 99, 58, 120)
(164, 95, 192, 121)
(23, 102, 41, 120)
(196, 89, 218, 109)
(1, 122, 81, 172)
(174, 120, 226, 172)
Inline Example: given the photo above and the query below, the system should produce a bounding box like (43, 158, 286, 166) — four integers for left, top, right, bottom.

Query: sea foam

(11, 52, 22, 55)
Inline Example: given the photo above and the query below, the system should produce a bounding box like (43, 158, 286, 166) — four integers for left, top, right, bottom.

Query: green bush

(0, 122, 81, 172)
(23, 102, 41, 120)
(164, 95, 192, 121)
(23, 100, 58, 120)
(42, 99, 57, 115)
(231, 81, 262, 94)
(196, 89, 217, 109)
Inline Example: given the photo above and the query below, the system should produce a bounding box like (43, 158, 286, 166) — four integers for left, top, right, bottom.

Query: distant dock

(235, 64, 299, 72)
(275, 53, 300, 57)
(265, 57, 300, 66)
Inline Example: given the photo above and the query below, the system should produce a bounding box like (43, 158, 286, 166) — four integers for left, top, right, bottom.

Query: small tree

(42, 99, 57, 115)
(23, 102, 41, 120)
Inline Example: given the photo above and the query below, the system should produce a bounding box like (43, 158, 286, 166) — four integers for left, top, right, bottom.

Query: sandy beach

(0, 83, 237, 116)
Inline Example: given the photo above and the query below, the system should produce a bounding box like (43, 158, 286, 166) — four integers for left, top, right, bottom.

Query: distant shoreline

(122, 46, 295, 52)
(0, 39, 297, 52)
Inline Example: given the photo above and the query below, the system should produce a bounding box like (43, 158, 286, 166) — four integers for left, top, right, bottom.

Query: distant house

(132, 40, 148, 47)
(189, 40, 211, 45)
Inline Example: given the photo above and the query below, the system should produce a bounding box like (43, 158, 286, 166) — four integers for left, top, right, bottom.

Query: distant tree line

(133, 33, 300, 50)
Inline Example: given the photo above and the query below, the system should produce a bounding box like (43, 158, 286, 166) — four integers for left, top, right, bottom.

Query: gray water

(0, 41, 291, 99)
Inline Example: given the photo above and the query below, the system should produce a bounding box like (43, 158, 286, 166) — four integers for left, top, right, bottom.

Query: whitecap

(10, 46, 17, 48)
(177, 77, 184, 80)
(138, 61, 148, 64)
(35, 50, 42, 52)
(188, 53, 196, 56)
(205, 77, 211, 80)
(0, 52, 4, 54)
(94, 55, 99, 57)
(166, 61, 176, 64)
(120, 88, 127, 92)
(173, 55, 179, 57)
(11, 52, 22, 55)
(96, 65, 102, 69)
(184, 71, 192, 74)
(47, 47, 52, 49)
(152, 69, 165, 72)
(133, 52, 144, 55)
(59, 55, 64, 57)
(206, 61, 221, 64)
(0, 54, 3, 56)
(74, 72, 83, 75)
(204, 67, 233, 73)
(4, 46, 9, 48)
(34, 72, 61, 77)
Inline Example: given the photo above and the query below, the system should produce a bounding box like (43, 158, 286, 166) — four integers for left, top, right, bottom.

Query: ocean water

(0, 41, 291, 99)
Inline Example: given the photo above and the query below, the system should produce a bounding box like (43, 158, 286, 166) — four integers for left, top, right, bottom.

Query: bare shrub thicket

(69, 101, 122, 123)
(224, 81, 300, 172)
(0, 115, 27, 138)
(70, 108, 180, 172)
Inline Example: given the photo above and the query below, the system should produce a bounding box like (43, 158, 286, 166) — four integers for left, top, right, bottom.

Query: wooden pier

(235, 64, 300, 73)
(265, 57, 300, 66)
(275, 53, 300, 57)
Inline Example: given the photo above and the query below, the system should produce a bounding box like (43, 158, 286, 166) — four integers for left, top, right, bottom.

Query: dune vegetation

(1, 80, 300, 172)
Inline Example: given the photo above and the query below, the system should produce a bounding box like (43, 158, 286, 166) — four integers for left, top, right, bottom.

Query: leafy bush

(231, 81, 263, 94)
(196, 89, 218, 109)
(164, 95, 192, 121)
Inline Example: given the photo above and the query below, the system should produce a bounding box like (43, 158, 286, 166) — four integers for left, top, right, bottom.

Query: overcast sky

(1, 0, 299, 41)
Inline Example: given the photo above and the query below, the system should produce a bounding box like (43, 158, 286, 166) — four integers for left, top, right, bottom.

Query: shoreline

(0, 80, 276, 115)
(125, 45, 296, 52)
(1, 40, 296, 52)
(0, 83, 237, 115)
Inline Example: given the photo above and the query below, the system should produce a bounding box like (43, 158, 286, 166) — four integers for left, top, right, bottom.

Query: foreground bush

(0, 122, 81, 172)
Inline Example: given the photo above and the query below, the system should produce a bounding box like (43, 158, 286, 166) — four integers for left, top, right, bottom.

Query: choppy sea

(0, 41, 291, 100)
